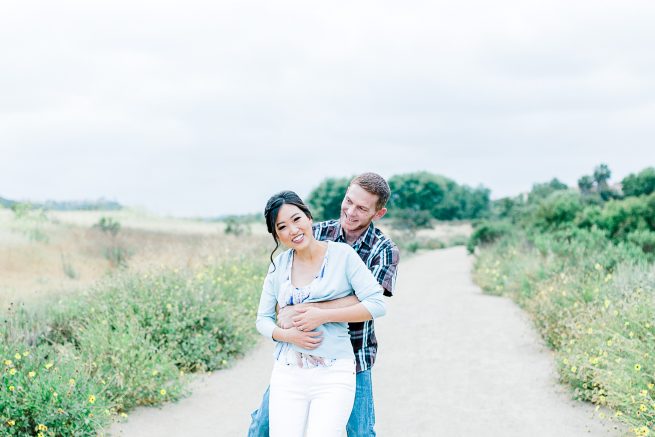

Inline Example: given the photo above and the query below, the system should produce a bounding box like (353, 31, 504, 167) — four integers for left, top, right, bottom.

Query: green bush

(307, 177, 351, 222)
(473, 231, 654, 433)
(627, 230, 655, 261)
(0, 257, 267, 435)
(0, 342, 112, 436)
(389, 209, 433, 231)
(467, 221, 513, 253)
(531, 190, 583, 231)
(94, 217, 121, 237)
(598, 195, 655, 238)
(622, 167, 655, 198)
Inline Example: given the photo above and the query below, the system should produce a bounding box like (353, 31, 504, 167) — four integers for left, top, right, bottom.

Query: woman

(256, 191, 386, 437)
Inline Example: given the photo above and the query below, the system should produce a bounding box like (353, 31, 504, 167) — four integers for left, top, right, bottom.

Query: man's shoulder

(313, 219, 340, 230)
(371, 224, 398, 251)
(313, 219, 341, 240)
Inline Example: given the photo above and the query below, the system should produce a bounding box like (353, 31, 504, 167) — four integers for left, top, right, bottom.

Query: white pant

(269, 359, 356, 437)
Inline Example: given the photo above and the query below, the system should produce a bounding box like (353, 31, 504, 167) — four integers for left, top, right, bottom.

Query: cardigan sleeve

(255, 262, 280, 340)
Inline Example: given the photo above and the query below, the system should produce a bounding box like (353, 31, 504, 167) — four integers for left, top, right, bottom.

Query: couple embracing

(249, 172, 400, 437)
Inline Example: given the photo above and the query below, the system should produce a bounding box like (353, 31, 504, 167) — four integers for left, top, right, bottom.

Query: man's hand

(293, 307, 327, 332)
(277, 305, 301, 329)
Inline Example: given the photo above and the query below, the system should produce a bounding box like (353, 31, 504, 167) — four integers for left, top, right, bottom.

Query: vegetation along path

(110, 247, 621, 436)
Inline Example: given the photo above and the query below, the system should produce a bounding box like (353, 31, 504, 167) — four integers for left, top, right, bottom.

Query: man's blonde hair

(350, 172, 391, 211)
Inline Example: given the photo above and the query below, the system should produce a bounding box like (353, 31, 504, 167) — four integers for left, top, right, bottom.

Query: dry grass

(0, 208, 469, 308)
(0, 208, 270, 309)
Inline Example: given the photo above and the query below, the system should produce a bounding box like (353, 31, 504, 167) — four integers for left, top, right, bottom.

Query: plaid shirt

(313, 219, 399, 372)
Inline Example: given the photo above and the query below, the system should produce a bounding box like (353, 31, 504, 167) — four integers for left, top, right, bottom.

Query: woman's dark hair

(264, 190, 313, 270)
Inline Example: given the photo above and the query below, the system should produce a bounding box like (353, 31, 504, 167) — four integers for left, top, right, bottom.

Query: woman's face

(274, 203, 313, 249)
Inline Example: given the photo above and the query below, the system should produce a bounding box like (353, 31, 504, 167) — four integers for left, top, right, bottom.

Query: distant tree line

(469, 164, 655, 259)
(0, 196, 121, 211)
(306, 171, 491, 229)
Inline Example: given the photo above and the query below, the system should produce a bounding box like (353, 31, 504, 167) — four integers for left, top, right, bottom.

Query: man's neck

(343, 225, 369, 245)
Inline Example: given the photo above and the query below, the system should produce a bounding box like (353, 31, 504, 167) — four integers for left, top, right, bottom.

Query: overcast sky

(1, 0, 654, 217)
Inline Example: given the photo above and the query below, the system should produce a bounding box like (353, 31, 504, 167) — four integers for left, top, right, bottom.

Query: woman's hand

(283, 328, 323, 350)
(292, 307, 327, 332)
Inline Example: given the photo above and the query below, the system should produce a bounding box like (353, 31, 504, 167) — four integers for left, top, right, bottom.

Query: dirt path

(110, 247, 622, 436)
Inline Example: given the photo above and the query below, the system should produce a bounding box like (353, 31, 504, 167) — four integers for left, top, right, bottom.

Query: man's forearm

(307, 295, 360, 310)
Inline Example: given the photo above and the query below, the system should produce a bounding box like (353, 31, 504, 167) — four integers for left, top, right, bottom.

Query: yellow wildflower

(44, 362, 54, 370)
(28, 371, 36, 378)
(23, 351, 29, 356)
(36, 423, 48, 431)
(89, 394, 96, 404)
(641, 390, 648, 397)
(69, 378, 76, 386)
(7, 420, 15, 426)
(151, 370, 159, 376)
(640, 404, 647, 412)
(9, 368, 16, 375)
(635, 364, 642, 372)
(14, 353, 21, 360)
(4, 359, 12, 366)
(160, 389, 167, 396)
(571, 366, 577, 373)
(9, 385, 15, 391)
(648, 384, 654, 390)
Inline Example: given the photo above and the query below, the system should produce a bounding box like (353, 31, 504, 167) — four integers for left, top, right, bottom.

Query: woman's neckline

(290, 241, 330, 289)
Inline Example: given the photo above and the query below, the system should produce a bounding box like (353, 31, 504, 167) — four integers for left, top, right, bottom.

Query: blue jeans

(248, 369, 376, 437)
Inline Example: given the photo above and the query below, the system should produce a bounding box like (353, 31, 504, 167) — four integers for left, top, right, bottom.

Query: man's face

(340, 184, 387, 234)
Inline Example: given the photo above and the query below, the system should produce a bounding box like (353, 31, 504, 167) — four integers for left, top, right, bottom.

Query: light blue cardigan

(256, 241, 386, 361)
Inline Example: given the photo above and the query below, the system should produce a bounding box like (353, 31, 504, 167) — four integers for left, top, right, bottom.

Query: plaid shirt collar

(332, 221, 376, 250)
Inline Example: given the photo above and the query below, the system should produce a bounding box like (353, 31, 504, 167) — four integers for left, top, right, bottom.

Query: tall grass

(0, 257, 266, 436)
(474, 229, 654, 436)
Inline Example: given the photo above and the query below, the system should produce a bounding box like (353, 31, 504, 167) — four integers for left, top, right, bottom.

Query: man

(248, 172, 399, 437)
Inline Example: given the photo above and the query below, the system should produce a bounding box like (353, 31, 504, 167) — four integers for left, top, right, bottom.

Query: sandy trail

(110, 247, 621, 436)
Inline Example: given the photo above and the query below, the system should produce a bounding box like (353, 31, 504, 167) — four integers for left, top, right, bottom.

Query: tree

(388, 172, 446, 219)
(306, 177, 351, 221)
(593, 164, 612, 190)
(528, 178, 568, 204)
(622, 167, 655, 197)
(577, 175, 594, 195)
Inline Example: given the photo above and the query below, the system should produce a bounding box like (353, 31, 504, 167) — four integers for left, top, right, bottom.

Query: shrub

(627, 230, 655, 261)
(94, 217, 121, 237)
(531, 190, 583, 231)
(466, 221, 513, 253)
(622, 167, 655, 198)
(0, 342, 112, 436)
(0, 256, 267, 435)
(473, 230, 655, 433)
(389, 209, 433, 231)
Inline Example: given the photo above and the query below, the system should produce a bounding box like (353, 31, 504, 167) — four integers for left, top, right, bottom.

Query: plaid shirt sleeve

(369, 240, 399, 297)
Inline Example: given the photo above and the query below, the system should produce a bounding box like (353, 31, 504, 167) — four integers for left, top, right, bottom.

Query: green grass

(473, 230, 654, 436)
(0, 257, 266, 436)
